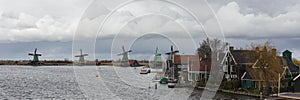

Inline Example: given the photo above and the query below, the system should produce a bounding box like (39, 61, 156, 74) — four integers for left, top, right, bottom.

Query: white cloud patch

(211, 2, 300, 39)
(0, 12, 76, 43)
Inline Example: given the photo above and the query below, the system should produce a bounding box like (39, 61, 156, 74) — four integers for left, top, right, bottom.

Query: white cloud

(210, 2, 300, 39)
(0, 13, 76, 43)
(1, 1, 300, 43)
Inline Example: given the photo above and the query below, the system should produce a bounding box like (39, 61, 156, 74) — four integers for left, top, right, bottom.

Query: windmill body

(165, 46, 179, 88)
(75, 49, 88, 65)
(152, 47, 164, 71)
(28, 48, 42, 65)
(117, 46, 132, 67)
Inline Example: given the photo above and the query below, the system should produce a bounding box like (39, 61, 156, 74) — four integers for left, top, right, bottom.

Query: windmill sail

(28, 48, 42, 65)
(117, 46, 132, 67)
(75, 49, 88, 65)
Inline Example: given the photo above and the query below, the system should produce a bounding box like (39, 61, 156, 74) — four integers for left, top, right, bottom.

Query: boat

(167, 79, 177, 88)
(159, 77, 168, 84)
(140, 67, 151, 74)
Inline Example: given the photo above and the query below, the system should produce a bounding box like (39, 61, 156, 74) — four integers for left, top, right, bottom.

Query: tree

(197, 38, 225, 60)
(251, 41, 283, 94)
(293, 58, 300, 67)
(197, 38, 211, 60)
(197, 38, 226, 86)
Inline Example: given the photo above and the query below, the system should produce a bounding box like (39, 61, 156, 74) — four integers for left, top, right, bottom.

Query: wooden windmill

(75, 49, 88, 65)
(28, 48, 42, 65)
(117, 46, 132, 66)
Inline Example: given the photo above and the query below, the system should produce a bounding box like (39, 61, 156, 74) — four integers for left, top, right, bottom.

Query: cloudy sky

(0, 0, 300, 60)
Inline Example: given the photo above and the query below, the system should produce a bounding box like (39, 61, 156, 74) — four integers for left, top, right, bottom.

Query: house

(222, 47, 257, 80)
(240, 48, 289, 92)
(173, 55, 211, 82)
(283, 50, 299, 77)
(224, 47, 290, 91)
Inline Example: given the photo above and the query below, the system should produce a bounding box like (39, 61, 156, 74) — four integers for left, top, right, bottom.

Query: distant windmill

(155, 46, 161, 56)
(165, 46, 179, 70)
(117, 46, 132, 66)
(152, 46, 165, 72)
(153, 46, 161, 68)
(28, 48, 42, 65)
(75, 49, 88, 65)
(165, 45, 179, 88)
(165, 46, 179, 60)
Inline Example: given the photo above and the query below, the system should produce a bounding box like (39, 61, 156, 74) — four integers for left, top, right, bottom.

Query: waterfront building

(173, 55, 211, 83)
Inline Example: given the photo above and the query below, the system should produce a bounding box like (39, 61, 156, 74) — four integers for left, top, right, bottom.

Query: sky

(0, 0, 300, 61)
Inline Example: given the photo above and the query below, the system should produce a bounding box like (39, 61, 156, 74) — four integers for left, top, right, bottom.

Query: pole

(205, 65, 207, 83)
(278, 73, 280, 96)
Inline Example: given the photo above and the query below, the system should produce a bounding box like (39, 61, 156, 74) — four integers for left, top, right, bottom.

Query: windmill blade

(36, 54, 42, 56)
(122, 46, 125, 53)
(174, 50, 179, 53)
(75, 55, 81, 57)
(155, 46, 158, 54)
(28, 53, 34, 56)
(80, 49, 83, 55)
(128, 50, 132, 52)
(83, 54, 88, 56)
(34, 48, 37, 54)
(117, 53, 124, 56)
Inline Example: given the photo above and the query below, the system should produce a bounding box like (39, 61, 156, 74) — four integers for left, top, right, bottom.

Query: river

(0, 65, 258, 99)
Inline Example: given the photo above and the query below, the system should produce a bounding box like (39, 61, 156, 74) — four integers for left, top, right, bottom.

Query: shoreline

(196, 86, 285, 99)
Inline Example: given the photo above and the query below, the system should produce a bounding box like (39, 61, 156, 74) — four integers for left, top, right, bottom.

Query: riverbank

(0, 60, 149, 66)
(279, 92, 300, 99)
(196, 86, 286, 99)
(0, 60, 73, 66)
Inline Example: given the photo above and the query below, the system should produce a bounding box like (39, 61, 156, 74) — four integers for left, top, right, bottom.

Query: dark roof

(230, 50, 257, 64)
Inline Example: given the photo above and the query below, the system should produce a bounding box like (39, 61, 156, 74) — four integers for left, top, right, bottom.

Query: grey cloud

(0, 0, 300, 60)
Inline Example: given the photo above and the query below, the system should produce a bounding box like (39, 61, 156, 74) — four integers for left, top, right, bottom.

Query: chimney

(271, 48, 277, 57)
(229, 46, 234, 51)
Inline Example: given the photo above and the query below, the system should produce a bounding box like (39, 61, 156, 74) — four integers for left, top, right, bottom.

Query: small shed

(129, 60, 139, 67)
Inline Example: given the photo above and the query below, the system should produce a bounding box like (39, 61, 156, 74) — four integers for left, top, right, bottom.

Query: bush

(220, 79, 240, 90)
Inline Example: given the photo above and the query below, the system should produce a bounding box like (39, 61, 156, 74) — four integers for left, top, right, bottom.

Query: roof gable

(230, 50, 257, 64)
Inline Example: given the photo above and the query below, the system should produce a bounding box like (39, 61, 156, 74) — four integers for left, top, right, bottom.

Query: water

(0, 65, 257, 99)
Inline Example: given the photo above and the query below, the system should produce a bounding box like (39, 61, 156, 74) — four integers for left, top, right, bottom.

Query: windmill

(117, 46, 132, 66)
(152, 46, 162, 69)
(75, 49, 88, 65)
(155, 46, 161, 56)
(165, 45, 179, 88)
(28, 48, 42, 65)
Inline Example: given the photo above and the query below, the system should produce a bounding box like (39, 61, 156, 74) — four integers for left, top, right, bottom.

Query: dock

(278, 93, 300, 99)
